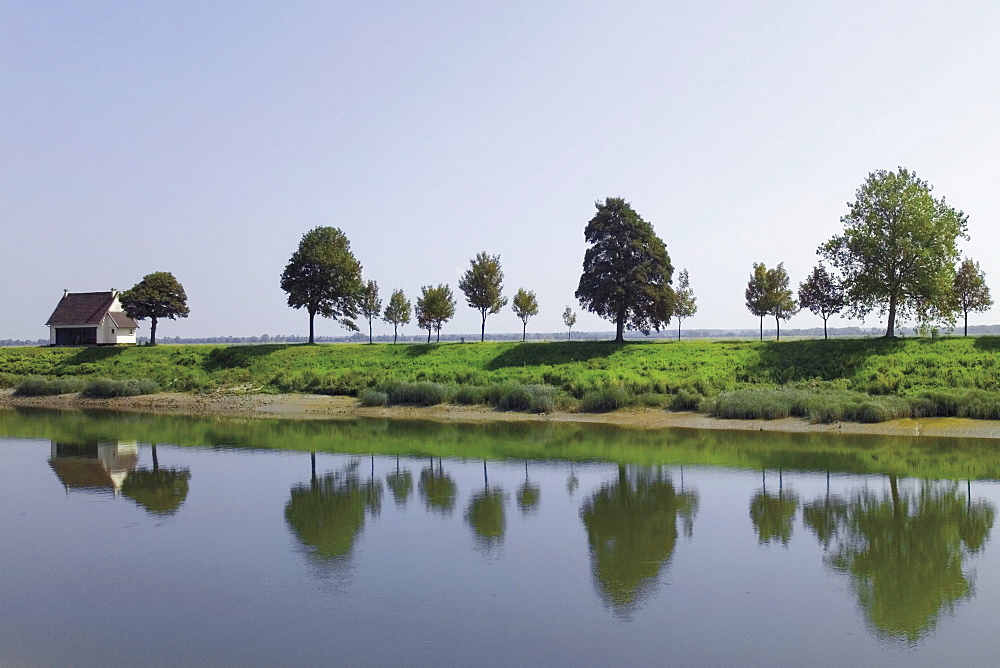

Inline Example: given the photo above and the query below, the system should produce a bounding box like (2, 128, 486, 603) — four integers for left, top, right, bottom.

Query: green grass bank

(2, 337, 1000, 422)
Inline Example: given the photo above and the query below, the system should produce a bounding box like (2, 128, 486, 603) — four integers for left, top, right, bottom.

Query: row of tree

(746, 168, 992, 340)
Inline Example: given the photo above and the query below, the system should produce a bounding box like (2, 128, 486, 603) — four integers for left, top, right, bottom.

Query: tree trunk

(759, 315, 764, 342)
(567, 328, 571, 340)
(368, 319, 373, 344)
(308, 310, 315, 345)
(823, 316, 828, 340)
(426, 328, 431, 344)
(436, 327, 441, 343)
(886, 293, 897, 338)
(677, 319, 681, 341)
(151, 443, 159, 471)
(965, 310, 969, 337)
(150, 317, 158, 345)
(522, 321, 526, 342)
(393, 324, 398, 344)
(615, 305, 626, 343)
(775, 315, 780, 342)
(481, 312, 486, 342)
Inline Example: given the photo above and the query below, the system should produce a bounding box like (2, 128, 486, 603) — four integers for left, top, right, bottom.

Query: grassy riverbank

(2, 337, 1000, 422)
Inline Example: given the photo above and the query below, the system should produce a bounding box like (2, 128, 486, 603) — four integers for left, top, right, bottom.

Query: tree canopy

(576, 197, 674, 343)
(819, 168, 968, 337)
(280, 226, 363, 344)
(672, 269, 697, 341)
(953, 258, 992, 336)
(415, 284, 456, 343)
(382, 288, 411, 344)
(511, 288, 539, 342)
(798, 264, 847, 340)
(745, 262, 796, 341)
(120, 271, 190, 345)
(459, 251, 507, 342)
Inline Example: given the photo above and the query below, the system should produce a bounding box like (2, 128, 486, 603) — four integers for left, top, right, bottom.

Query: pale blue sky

(4, 1, 1000, 340)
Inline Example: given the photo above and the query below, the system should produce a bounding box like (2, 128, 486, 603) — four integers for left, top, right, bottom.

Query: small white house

(45, 290, 139, 346)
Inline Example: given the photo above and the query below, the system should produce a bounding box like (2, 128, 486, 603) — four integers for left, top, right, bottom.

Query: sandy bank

(3, 389, 1000, 440)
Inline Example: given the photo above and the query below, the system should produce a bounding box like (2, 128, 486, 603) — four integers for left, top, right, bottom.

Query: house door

(55, 328, 98, 345)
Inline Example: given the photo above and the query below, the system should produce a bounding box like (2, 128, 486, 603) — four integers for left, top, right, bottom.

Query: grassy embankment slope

(3, 337, 1000, 422)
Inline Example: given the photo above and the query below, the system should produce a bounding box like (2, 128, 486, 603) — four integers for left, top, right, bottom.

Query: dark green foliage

(120, 271, 190, 345)
(511, 288, 539, 342)
(280, 227, 363, 344)
(383, 289, 411, 344)
(576, 197, 674, 343)
(798, 264, 847, 339)
(415, 285, 457, 343)
(953, 259, 992, 336)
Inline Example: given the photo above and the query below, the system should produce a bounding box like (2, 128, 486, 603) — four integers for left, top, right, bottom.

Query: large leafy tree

(415, 284, 456, 343)
(819, 168, 968, 338)
(459, 252, 507, 342)
(358, 280, 381, 344)
(953, 258, 992, 336)
(120, 271, 190, 345)
(576, 197, 674, 343)
(672, 269, 697, 341)
(562, 306, 577, 340)
(798, 264, 847, 340)
(280, 227, 363, 344)
(382, 289, 411, 344)
(511, 288, 539, 342)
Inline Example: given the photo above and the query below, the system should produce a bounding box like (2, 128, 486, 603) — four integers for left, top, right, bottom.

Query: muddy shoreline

(3, 389, 1000, 440)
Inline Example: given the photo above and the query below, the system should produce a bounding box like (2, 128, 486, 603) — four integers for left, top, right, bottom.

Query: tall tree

(459, 252, 507, 342)
(280, 227, 363, 344)
(511, 288, 539, 342)
(819, 168, 968, 337)
(563, 307, 577, 340)
(382, 289, 411, 344)
(767, 263, 797, 342)
(576, 197, 675, 343)
(672, 269, 697, 341)
(358, 280, 381, 344)
(953, 259, 992, 336)
(745, 263, 771, 341)
(120, 271, 190, 345)
(798, 264, 847, 340)
(416, 284, 456, 343)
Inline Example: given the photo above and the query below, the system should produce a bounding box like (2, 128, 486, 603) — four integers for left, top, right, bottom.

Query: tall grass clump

(81, 378, 160, 398)
(14, 376, 86, 396)
(493, 383, 555, 413)
(357, 388, 388, 407)
(579, 386, 635, 413)
(384, 381, 448, 406)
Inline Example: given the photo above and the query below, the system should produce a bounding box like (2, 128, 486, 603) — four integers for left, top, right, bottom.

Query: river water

(2, 408, 1000, 666)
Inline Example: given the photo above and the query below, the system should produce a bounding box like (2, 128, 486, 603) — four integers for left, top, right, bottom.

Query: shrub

(384, 381, 448, 406)
(453, 385, 487, 405)
(669, 388, 703, 411)
(357, 389, 388, 407)
(579, 386, 634, 413)
(15, 376, 86, 396)
(494, 383, 555, 413)
(81, 378, 160, 398)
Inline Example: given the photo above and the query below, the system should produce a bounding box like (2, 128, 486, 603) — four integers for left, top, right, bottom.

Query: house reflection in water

(48, 440, 139, 495)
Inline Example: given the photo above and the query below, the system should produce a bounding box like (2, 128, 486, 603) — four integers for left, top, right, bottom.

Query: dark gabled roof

(108, 312, 139, 329)
(46, 291, 116, 326)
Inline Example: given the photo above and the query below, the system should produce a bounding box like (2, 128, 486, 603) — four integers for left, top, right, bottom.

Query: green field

(2, 337, 1000, 421)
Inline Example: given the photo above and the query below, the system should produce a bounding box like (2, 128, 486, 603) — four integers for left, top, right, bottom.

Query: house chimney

(63, 289, 68, 298)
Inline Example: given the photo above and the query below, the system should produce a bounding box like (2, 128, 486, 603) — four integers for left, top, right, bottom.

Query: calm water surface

(2, 409, 1000, 666)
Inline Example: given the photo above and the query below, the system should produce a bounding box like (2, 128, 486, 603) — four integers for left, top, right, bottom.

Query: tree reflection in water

(749, 469, 799, 546)
(285, 460, 383, 564)
(386, 455, 413, 507)
(803, 476, 995, 642)
(418, 457, 456, 515)
(466, 460, 506, 550)
(121, 444, 191, 516)
(581, 465, 698, 615)
(517, 460, 540, 516)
